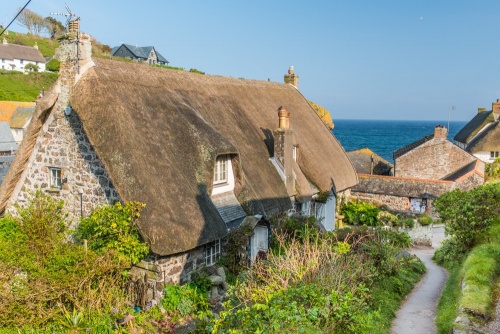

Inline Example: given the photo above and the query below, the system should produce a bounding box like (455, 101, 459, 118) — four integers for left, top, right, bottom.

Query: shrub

(161, 284, 209, 319)
(45, 58, 60, 72)
(433, 237, 468, 267)
(340, 200, 380, 226)
(402, 217, 415, 229)
(377, 211, 399, 227)
(417, 213, 433, 226)
(435, 183, 500, 250)
(24, 62, 39, 72)
(76, 201, 150, 265)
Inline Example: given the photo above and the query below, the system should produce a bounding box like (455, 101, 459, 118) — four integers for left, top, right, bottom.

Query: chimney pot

(284, 66, 299, 88)
(278, 108, 290, 129)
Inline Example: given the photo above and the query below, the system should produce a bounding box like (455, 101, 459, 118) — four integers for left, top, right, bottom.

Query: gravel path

(391, 226, 448, 334)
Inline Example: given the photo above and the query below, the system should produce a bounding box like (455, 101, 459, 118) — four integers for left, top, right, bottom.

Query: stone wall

(351, 191, 410, 211)
(395, 139, 476, 179)
(400, 224, 433, 246)
(7, 41, 119, 224)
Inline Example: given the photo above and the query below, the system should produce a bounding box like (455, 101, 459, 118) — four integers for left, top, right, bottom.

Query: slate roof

(393, 134, 434, 160)
(10, 107, 34, 128)
(0, 43, 46, 63)
(111, 44, 168, 64)
(0, 122, 17, 152)
(442, 160, 480, 181)
(352, 174, 453, 199)
(454, 110, 495, 144)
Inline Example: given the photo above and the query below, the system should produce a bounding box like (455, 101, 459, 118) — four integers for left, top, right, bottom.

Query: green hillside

(0, 70, 58, 101)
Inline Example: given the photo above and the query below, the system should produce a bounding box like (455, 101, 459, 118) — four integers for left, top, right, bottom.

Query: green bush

(45, 58, 60, 72)
(434, 238, 468, 267)
(341, 200, 380, 226)
(435, 183, 500, 250)
(417, 213, 433, 226)
(162, 284, 209, 319)
(77, 201, 150, 265)
(377, 211, 399, 227)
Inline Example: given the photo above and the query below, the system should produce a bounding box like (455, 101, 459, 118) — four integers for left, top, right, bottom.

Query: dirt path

(391, 225, 448, 334)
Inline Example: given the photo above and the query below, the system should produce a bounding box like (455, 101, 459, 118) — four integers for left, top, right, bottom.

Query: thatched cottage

(454, 100, 500, 162)
(0, 25, 357, 283)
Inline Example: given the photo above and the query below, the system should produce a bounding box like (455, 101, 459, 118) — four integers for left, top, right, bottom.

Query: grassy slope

(0, 71, 58, 101)
(436, 218, 500, 333)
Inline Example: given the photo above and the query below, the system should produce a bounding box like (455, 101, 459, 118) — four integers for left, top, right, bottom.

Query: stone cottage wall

(395, 139, 475, 179)
(351, 191, 410, 211)
(7, 41, 119, 224)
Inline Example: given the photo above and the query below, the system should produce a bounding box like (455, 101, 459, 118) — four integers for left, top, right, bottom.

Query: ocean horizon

(332, 119, 468, 163)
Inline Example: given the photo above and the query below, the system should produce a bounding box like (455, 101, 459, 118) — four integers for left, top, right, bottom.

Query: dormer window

(214, 155, 228, 185)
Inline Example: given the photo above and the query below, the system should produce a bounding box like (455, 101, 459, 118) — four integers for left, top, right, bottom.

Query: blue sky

(3, 1, 500, 121)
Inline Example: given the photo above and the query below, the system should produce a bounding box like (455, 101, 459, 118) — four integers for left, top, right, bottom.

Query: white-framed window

(490, 151, 499, 159)
(205, 239, 221, 266)
(49, 167, 62, 189)
(214, 155, 228, 185)
(20, 59, 24, 64)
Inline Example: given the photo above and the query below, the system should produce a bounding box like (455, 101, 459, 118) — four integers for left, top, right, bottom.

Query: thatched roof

(0, 43, 46, 63)
(454, 110, 495, 144)
(66, 58, 356, 255)
(347, 148, 393, 175)
(465, 122, 500, 153)
(10, 107, 34, 128)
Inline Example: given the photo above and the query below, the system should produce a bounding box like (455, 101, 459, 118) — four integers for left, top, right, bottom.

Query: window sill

(46, 188, 61, 193)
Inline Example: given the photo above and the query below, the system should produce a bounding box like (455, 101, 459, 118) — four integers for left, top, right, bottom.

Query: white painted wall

(1, 58, 46, 72)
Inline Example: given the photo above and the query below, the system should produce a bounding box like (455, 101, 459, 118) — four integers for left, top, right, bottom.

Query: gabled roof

(111, 44, 168, 63)
(0, 43, 46, 63)
(454, 110, 495, 144)
(10, 106, 34, 128)
(441, 160, 483, 181)
(0, 101, 35, 122)
(393, 133, 434, 160)
(347, 148, 393, 175)
(0, 122, 17, 152)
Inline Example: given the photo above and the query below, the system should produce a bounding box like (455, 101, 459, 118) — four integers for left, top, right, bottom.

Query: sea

(332, 119, 468, 164)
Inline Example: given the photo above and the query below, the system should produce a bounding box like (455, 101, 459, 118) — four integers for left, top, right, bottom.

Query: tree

(309, 101, 334, 130)
(43, 17, 66, 39)
(16, 8, 43, 35)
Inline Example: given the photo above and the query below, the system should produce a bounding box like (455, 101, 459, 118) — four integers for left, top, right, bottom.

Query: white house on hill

(0, 39, 46, 72)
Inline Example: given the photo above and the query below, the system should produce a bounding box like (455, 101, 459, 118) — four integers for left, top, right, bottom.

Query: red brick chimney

(274, 107, 294, 196)
(492, 99, 500, 121)
(434, 125, 448, 139)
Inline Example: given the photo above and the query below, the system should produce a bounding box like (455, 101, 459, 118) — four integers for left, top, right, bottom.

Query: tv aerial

(51, 3, 79, 28)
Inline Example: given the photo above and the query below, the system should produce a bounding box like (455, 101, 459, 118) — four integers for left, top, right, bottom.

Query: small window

(20, 59, 24, 64)
(213, 155, 228, 185)
(49, 167, 62, 189)
(490, 151, 499, 159)
(205, 239, 221, 266)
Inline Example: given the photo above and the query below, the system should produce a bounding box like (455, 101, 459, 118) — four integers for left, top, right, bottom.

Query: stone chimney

(492, 100, 500, 121)
(434, 125, 448, 139)
(478, 107, 487, 113)
(2, 38, 7, 45)
(274, 107, 295, 195)
(33, 42, 38, 50)
(284, 66, 299, 88)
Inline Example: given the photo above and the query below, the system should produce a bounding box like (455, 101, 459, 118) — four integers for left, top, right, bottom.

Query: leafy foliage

(45, 58, 60, 72)
(0, 191, 130, 329)
(435, 183, 500, 250)
(162, 284, 210, 319)
(417, 213, 433, 226)
(77, 201, 150, 265)
(341, 200, 381, 226)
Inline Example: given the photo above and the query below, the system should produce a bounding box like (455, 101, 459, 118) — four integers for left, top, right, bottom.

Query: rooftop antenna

(51, 3, 79, 27)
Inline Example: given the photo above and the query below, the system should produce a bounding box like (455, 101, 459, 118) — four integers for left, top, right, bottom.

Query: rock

(216, 267, 229, 290)
(210, 285, 220, 300)
(208, 275, 223, 285)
